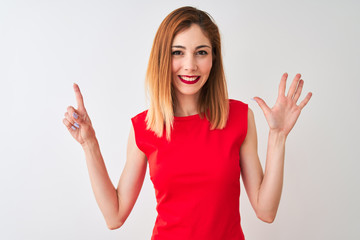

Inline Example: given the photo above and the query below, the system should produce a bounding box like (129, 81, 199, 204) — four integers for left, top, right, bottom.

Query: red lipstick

(178, 75, 200, 84)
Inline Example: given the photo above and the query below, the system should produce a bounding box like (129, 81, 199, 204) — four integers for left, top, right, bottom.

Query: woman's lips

(178, 75, 200, 84)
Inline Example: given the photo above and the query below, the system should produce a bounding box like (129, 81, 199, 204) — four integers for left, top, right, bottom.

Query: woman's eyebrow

(195, 45, 211, 49)
(172, 45, 211, 49)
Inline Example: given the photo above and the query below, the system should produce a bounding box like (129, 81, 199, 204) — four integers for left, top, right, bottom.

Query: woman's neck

(174, 93, 200, 117)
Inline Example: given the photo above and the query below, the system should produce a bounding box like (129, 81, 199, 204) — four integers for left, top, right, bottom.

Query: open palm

(253, 73, 312, 137)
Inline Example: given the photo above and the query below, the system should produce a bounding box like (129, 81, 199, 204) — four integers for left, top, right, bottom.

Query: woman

(63, 6, 312, 240)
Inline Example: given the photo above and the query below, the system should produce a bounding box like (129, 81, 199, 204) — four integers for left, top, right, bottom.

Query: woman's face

(171, 24, 213, 99)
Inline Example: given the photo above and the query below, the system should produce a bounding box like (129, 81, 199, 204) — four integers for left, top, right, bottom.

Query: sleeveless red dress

(131, 99, 248, 240)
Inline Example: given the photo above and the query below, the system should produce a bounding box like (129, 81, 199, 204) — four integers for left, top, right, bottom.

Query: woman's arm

(240, 73, 312, 223)
(63, 84, 147, 230)
(81, 126, 147, 230)
(240, 108, 286, 223)
(114, 125, 147, 228)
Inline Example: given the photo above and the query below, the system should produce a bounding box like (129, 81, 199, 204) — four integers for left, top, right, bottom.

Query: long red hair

(145, 6, 229, 141)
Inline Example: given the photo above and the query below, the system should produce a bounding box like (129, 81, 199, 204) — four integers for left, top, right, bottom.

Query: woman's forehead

(172, 24, 211, 47)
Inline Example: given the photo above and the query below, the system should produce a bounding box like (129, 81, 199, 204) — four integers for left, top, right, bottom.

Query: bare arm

(81, 126, 147, 229)
(240, 73, 312, 223)
(115, 125, 147, 228)
(240, 109, 286, 223)
(63, 84, 147, 229)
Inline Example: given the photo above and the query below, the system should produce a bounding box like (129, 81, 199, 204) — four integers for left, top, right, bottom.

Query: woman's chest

(147, 124, 241, 193)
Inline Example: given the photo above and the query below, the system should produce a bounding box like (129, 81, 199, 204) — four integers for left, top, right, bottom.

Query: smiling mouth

(178, 75, 200, 84)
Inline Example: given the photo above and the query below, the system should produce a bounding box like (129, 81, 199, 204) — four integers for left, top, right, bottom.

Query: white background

(1, 0, 359, 239)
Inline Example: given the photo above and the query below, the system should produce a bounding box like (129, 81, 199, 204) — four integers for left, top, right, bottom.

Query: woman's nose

(184, 55, 197, 71)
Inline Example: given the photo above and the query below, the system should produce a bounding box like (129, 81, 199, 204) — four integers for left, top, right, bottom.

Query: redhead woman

(63, 6, 312, 240)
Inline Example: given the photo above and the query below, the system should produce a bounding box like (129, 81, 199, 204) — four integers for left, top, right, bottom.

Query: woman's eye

(197, 50, 208, 55)
(172, 51, 182, 55)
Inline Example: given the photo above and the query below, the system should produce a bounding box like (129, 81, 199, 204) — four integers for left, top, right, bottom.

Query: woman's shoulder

(131, 109, 148, 123)
(229, 98, 248, 110)
(227, 99, 248, 124)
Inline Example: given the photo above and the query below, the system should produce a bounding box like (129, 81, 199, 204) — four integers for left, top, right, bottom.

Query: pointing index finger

(73, 83, 85, 110)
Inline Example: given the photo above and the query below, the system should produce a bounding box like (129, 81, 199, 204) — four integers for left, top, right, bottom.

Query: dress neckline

(173, 113, 201, 121)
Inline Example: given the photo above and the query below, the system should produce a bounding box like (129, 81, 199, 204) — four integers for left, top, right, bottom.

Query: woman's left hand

(253, 73, 312, 137)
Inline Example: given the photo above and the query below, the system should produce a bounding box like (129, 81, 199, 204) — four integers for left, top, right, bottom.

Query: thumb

(252, 97, 271, 115)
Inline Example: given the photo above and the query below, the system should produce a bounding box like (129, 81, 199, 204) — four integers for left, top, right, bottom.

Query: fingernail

(71, 126, 76, 130)
(74, 122, 80, 128)
(73, 112, 78, 119)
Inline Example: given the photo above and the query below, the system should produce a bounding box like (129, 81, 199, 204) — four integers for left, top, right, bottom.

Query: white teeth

(181, 76, 198, 81)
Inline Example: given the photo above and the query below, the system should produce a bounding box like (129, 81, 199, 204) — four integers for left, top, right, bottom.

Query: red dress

(131, 99, 248, 240)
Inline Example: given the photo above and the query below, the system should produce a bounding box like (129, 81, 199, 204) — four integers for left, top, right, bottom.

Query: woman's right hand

(63, 83, 96, 146)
